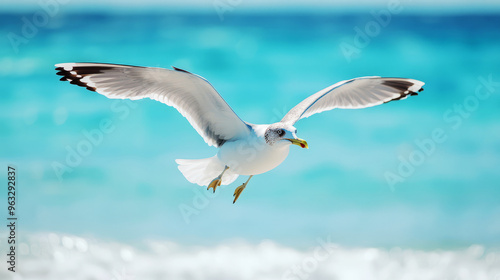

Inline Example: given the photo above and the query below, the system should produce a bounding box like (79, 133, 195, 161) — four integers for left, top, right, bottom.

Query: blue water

(1, 11, 499, 251)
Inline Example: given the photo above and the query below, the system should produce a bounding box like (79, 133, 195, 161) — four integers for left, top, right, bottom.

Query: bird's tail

(175, 156, 238, 186)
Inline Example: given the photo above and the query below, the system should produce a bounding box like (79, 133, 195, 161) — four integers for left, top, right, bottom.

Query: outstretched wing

(281, 77, 425, 125)
(55, 63, 250, 147)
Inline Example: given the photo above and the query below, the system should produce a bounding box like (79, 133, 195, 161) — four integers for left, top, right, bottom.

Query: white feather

(281, 77, 425, 124)
(55, 62, 250, 147)
(176, 156, 238, 186)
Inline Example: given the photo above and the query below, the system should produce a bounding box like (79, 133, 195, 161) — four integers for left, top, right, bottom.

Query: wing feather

(55, 63, 250, 147)
(281, 77, 425, 124)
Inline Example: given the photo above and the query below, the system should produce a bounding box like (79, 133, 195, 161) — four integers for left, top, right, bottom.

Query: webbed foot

(233, 183, 247, 204)
(207, 166, 229, 193)
(207, 176, 222, 193)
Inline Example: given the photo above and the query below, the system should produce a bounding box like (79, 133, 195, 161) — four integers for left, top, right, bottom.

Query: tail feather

(176, 156, 238, 186)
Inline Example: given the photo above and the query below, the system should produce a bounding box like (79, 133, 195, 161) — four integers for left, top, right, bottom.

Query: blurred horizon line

(2, 2, 500, 14)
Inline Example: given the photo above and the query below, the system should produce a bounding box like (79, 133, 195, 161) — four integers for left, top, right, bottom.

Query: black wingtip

(55, 64, 116, 92)
(172, 66, 192, 74)
(381, 80, 415, 92)
(381, 79, 426, 104)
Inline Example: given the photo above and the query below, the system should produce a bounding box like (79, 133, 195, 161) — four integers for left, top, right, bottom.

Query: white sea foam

(1, 232, 499, 280)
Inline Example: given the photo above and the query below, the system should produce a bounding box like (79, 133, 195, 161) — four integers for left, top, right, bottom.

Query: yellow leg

(233, 175, 253, 204)
(207, 166, 229, 193)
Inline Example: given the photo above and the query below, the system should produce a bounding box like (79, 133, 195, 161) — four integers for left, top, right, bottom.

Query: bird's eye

(277, 129, 285, 137)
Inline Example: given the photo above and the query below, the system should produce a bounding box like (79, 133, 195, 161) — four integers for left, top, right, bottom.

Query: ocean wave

(1, 232, 499, 280)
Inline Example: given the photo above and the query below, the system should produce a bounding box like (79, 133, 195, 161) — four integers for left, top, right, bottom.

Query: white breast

(217, 127, 290, 176)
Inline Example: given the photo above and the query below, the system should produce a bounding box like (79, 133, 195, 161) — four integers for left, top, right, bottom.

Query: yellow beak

(286, 138, 309, 149)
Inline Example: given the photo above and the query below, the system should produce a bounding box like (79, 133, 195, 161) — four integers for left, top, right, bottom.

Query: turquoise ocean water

(1, 8, 500, 279)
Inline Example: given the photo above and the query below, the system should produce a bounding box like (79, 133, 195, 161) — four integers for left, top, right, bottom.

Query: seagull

(55, 63, 424, 203)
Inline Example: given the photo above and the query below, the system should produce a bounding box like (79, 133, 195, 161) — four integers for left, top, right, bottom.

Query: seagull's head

(264, 123, 308, 149)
